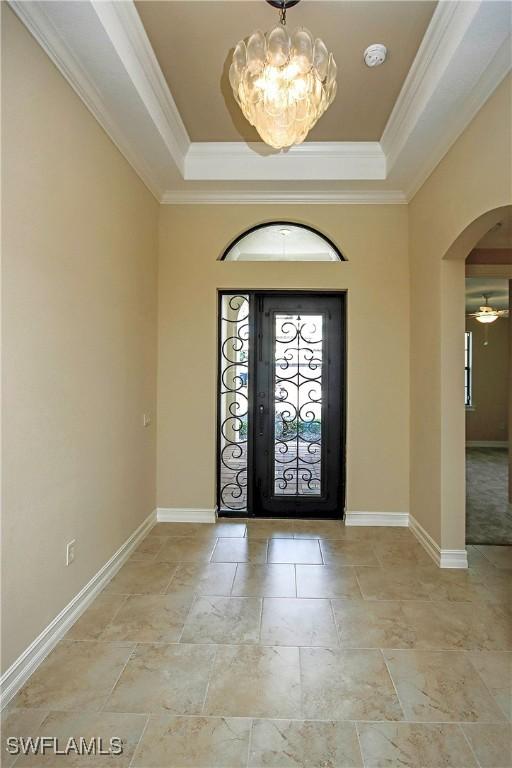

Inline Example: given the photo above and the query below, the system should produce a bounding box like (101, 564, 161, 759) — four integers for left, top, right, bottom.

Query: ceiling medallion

(229, 0, 337, 150)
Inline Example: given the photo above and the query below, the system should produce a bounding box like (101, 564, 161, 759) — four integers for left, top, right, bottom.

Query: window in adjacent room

(465, 331, 473, 407)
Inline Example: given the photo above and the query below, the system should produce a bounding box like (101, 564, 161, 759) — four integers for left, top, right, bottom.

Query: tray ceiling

(135, 0, 436, 143)
(9, 0, 512, 202)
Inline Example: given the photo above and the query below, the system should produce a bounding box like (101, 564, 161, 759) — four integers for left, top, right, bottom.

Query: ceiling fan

(466, 295, 509, 324)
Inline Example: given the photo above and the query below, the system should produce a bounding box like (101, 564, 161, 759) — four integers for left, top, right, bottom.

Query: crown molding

(9, 0, 165, 199)
(184, 142, 386, 181)
(404, 35, 512, 200)
(9, 0, 512, 203)
(382, 0, 512, 197)
(381, 0, 463, 173)
(91, 1, 190, 171)
(161, 189, 407, 205)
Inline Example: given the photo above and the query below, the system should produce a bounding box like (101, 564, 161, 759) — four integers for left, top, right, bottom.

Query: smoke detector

(364, 44, 387, 67)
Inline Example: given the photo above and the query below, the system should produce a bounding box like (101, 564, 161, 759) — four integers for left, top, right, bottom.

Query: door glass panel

(219, 294, 250, 511)
(274, 314, 323, 496)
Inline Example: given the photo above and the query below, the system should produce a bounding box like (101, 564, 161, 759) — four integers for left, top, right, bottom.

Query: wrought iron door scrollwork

(274, 313, 323, 496)
(219, 294, 250, 511)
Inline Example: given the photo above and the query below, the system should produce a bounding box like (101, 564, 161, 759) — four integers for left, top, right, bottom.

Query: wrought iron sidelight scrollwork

(218, 294, 250, 511)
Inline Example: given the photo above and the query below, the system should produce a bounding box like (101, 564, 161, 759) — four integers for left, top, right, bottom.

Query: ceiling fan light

(230, 23, 337, 149)
(476, 312, 499, 324)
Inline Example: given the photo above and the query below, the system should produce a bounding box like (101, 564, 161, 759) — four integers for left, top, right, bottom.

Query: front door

(217, 292, 345, 519)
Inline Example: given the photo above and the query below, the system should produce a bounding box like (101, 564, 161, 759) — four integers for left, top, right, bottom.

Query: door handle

(258, 403, 265, 435)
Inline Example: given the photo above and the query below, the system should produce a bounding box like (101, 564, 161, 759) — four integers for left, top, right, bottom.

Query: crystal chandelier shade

(229, 24, 337, 149)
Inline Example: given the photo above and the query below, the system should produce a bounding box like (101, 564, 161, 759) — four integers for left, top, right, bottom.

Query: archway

(441, 204, 512, 555)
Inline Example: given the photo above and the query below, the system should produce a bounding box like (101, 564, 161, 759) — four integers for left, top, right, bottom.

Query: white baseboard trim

(345, 511, 409, 527)
(466, 440, 508, 448)
(0, 508, 157, 711)
(409, 514, 468, 569)
(156, 508, 216, 523)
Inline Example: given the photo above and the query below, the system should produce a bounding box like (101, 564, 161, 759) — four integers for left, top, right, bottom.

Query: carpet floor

(466, 447, 512, 545)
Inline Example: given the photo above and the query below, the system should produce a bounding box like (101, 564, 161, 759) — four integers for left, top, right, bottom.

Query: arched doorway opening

(442, 204, 512, 558)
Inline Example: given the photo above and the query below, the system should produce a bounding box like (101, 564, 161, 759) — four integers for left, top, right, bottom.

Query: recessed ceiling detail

(9, 0, 512, 202)
(136, 0, 435, 144)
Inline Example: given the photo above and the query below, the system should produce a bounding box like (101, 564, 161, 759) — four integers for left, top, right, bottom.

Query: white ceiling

(9, 0, 512, 203)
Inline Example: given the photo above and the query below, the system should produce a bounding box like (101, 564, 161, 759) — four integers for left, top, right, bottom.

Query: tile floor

(2, 520, 511, 767)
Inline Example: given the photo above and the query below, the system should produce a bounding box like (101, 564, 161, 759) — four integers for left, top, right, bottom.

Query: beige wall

(1, 8, 159, 671)
(466, 318, 509, 443)
(409, 75, 512, 548)
(157, 204, 410, 516)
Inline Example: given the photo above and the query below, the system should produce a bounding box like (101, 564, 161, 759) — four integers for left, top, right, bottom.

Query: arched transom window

(221, 222, 344, 262)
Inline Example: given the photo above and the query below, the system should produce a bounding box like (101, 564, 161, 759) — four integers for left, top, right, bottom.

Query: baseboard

(345, 511, 409, 527)
(0, 508, 157, 711)
(156, 508, 216, 523)
(409, 514, 468, 569)
(466, 440, 508, 448)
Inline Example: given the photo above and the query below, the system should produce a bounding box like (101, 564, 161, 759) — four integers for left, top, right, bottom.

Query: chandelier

(229, 0, 337, 150)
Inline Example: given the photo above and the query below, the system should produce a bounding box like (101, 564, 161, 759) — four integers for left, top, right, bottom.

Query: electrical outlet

(66, 539, 76, 566)
(143, 413, 151, 427)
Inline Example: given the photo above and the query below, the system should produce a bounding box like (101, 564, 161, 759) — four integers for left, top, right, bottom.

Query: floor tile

(355, 565, 433, 601)
(332, 599, 436, 649)
(319, 540, 378, 566)
(296, 565, 361, 598)
(267, 539, 322, 564)
(293, 520, 346, 539)
(476, 545, 512, 570)
(300, 647, 403, 721)
(431, 601, 512, 651)
(103, 561, 176, 595)
(248, 719, 363, 767)
(66, 594, 125, 641)
(333, 597, 511, 652)
(417, 566, 496, 603)
(180, 596, 262, 644)
(14, 641, 134, 712)
(383, 649, 506, 722)
(166, 563, 237, 596)
(478, 567, 512, 608)
(231, 564, 296, 597)
(104, 643, 215, 715)
(212, 538, 268, 563)
(1, 709, 48, 768)
(246, 520, 296, 538)
(148, 523, 216, 538)
(357, 722, 478, 768)
(204, 645, 301, 718)
(261, 598, 338, 647)
(467, 651, 512, 719)
(12, 711, 146, 766)
(129, 536, 168, 561)
(211, 522, 248, 538)
(157, 537, 217, 563)
(132, 715, 251, 768)
(373, 540, 434, 567)
(100, 592, 194, 643)
(462, 723, 512, 768)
